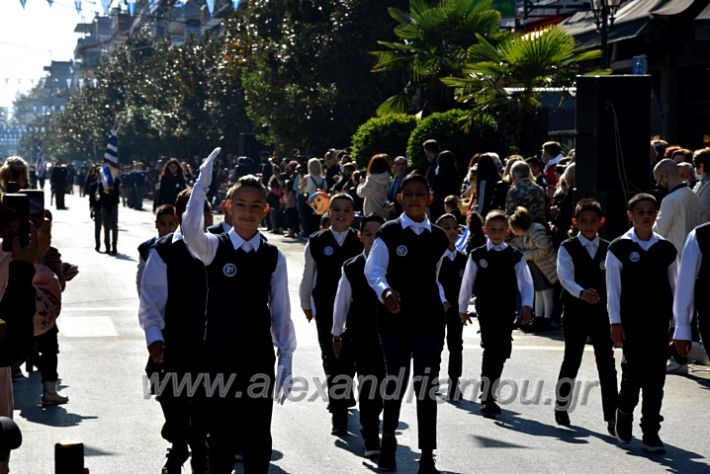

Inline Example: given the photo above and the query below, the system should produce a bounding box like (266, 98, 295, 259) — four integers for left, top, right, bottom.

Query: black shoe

(615, 409, 633, 444)
(94, 246, 101, 253)
(331, 411, 348, 436)
(448, 378, 462, 402)
(189, 448, 209, 473)
(555, 410, 571, 427)
(110, 247, 117, 256)
(377, 435, 397, 472)
(364, 435, 380, 459)
(480, 401, 502, 418)
(161, 446, 188, 474)
(418, 456, 440, 474)
(606, 419, 616, 437)
(641, 433, 666, 453)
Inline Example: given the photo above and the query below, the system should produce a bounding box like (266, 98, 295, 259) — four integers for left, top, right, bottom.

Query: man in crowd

(505, 161, 546, 224)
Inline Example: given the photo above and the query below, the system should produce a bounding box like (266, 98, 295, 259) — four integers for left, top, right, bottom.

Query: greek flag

(100, 129, 118, 192)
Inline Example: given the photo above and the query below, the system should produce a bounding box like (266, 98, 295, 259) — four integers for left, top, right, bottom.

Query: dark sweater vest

(309, 228, 363, 318)
(153, 234, 207, 370)
(469, 245, 523, 317)
(695, 223, 710, 311)
(343, 253, 378, 337)
(560, 236, 609, 316)
(137, 236, 157, 262)
(204, 233, 278, 371)
(439, 250, 468, 314)
(608, 236, 677, 335)
(377, 218, 449, 324)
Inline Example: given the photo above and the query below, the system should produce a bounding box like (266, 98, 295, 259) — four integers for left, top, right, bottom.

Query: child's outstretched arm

(270, 250, 297, 405)
(364, 237, 399, 313)
(183, 148, 221, 265)
(331, 268, 353, 358)
(515, 257, 534, 324)
(458, 254, 477, 325)
(673, 230, 700, 356)
(298, 243, 316, 322)
(605, 249, 625, 347)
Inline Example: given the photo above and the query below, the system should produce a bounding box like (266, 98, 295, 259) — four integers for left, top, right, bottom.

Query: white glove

(196, 147, 221, 191)
(274, 355, 293, 405)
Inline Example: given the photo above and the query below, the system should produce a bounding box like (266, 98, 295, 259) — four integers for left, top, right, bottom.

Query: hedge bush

(351, 114, 418, 168)
(406, 109, 501, 171)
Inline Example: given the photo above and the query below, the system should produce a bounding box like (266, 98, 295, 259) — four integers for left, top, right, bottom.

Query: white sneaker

(666, 359, 689, 375)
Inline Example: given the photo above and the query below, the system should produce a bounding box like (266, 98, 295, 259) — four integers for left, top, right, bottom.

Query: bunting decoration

(19, 0, 28, 8)
(127, 0, 136, 17)
(102, 0, 112, 16)
(74, 0, 82, 14)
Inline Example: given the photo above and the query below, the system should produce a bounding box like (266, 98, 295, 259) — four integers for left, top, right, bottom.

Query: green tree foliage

(442, 26, 607, 154)
(233, 0, 408, 153)
(351, 114, 418, 167)
(406, 108, 500, 170)
(371, 0, 500, 116)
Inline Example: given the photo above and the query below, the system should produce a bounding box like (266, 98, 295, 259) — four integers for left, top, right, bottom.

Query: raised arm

(182, 148, 221, 265)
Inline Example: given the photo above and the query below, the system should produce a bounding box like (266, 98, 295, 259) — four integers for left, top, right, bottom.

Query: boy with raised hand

(182, 148, 296, 474)
(458, 210, 533, 418)
(364, 173, 449, 474)
(606, 193, 677, 453)
(554, 198, 617, 434)
(139, 191, 211, 474)
(299, 193, 363, 436)
(331, 213, 386, 460)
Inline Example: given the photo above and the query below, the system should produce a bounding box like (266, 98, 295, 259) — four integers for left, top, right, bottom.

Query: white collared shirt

(673, 228, 703, 340)
(181, 166, 296, 359)
(331, 252, 367, 337)
(444, 248, 457, 262)
(457, 241, 534, 314)
(557, 234, 600, 299)
(364, 215, 447, 304)
(543, 153, 564, 173)
(299, 228, 352, 313)
(605, 229, 678, 324)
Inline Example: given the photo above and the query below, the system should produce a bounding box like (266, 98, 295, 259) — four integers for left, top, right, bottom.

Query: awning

(560, 0, 700, 49)
(696, 3, 710, 40)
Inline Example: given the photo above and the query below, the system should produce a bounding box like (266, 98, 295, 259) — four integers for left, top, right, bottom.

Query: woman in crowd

(153, 158, 186, 211)
(357, 153, 392, 219)
(430, 150, 461, 221)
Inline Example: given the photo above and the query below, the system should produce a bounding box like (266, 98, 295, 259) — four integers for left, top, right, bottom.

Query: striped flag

(100, 129, 119, 193)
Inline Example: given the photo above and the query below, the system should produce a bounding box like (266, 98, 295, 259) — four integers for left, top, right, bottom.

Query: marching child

(331, 213, 387, 459)
(136, 204, 178, 291)
(606, 193, 677, 453)
(299, 193, 363, 435)
(458, 210, 533, 418)
(138, 190, 210, 473)
(364, 172, 449, 474)
(182, 149, 296, 474)
(554, 198, 617, 433)
(435, 213, 468, 401)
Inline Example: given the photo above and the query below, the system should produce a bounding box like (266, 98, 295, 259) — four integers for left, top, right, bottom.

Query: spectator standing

(693, 148, 710, 222)
(50, 160, 68, 210)
(430, 151, 461, 222)
(541, 141, 564, 188)
(153, 159, 187, 212)
(387, 156, 409, 218)
(357, 154, 392, 219)
(420, 139, 440, 186)
(505, 162, 546, 225)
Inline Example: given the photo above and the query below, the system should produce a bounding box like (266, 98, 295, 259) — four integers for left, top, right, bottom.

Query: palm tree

(442, 25, 608, 154)
(371, 0, 501, 117)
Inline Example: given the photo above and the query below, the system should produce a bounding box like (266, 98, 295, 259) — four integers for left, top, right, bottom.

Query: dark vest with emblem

(309, 228, 363, 318)
(204, 233, 278, 372)
(343, 253, 378, 336)
(207, 223, 226, 235)
(138, 236, 157, 262)
(469, 245, 523, 317)
(560, 236, 609, 316)
(438, 250, 468, 315)
(376, 218, 449, 324)
(153, 234, 207, 370)
(695, 223, 710, 311)
(608, 236, 676, 338)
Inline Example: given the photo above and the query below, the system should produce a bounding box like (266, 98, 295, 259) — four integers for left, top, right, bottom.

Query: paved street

(9, 189, 710, 473)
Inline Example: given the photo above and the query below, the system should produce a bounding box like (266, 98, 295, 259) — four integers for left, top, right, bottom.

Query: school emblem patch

(396, 245, 408, 257)
(223, 263, 237, 278)
(479, 259, 488, 269)
(323, 246, 334, 256)
(599, 261, 606, 270)
(629, 251, 640, 263)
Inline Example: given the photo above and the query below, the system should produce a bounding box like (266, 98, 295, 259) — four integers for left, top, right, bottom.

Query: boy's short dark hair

(542, 141, 562, 157)
(400, 172, 430, 193)
(444, 195, 459, 207)
(330, 192, 354, 207)
(484, 209, 508, 225)
(508, 206, 532, 231)
(574, 198, 603, 218)
(628, 193, 658, 211)
(228, 174, 267, 201)
(175, 188, 211, 218)
(360, 213, 386, 231)
(435, 213, 458, 226)
(693, 147, 710, 169)
(422, 139, 440, 154)
(155, 204, 176, 220)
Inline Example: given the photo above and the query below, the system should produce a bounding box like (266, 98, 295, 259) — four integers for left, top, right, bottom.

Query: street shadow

(230, 449, 289, 473)
(493, 409, 594, 445)
(13, 376, 98, 427)
(622, 441, 710, 473)
(112, 252, 136, 262)
(683, 371, 710, 391)
(84, 445, 116, 457)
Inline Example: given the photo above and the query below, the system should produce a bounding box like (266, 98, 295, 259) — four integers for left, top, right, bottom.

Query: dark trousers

(93, 208, 103, 249)
(36, 326, 59, 383)
(379, 322, 445, 450)
(55, 190, 65, 209)
(556, 308, 618, 421)
(314, 307, 355, 413)
(477, 311, 514, 403)
(350, 328, 385, 439)
(101, 205, 118, 250)
(617, 325, 667, 435)
(699, 309, 710, 360)
(207, 370, 274, 474)
(158, 396, 208, 464)
(445, 309, 463, 380)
